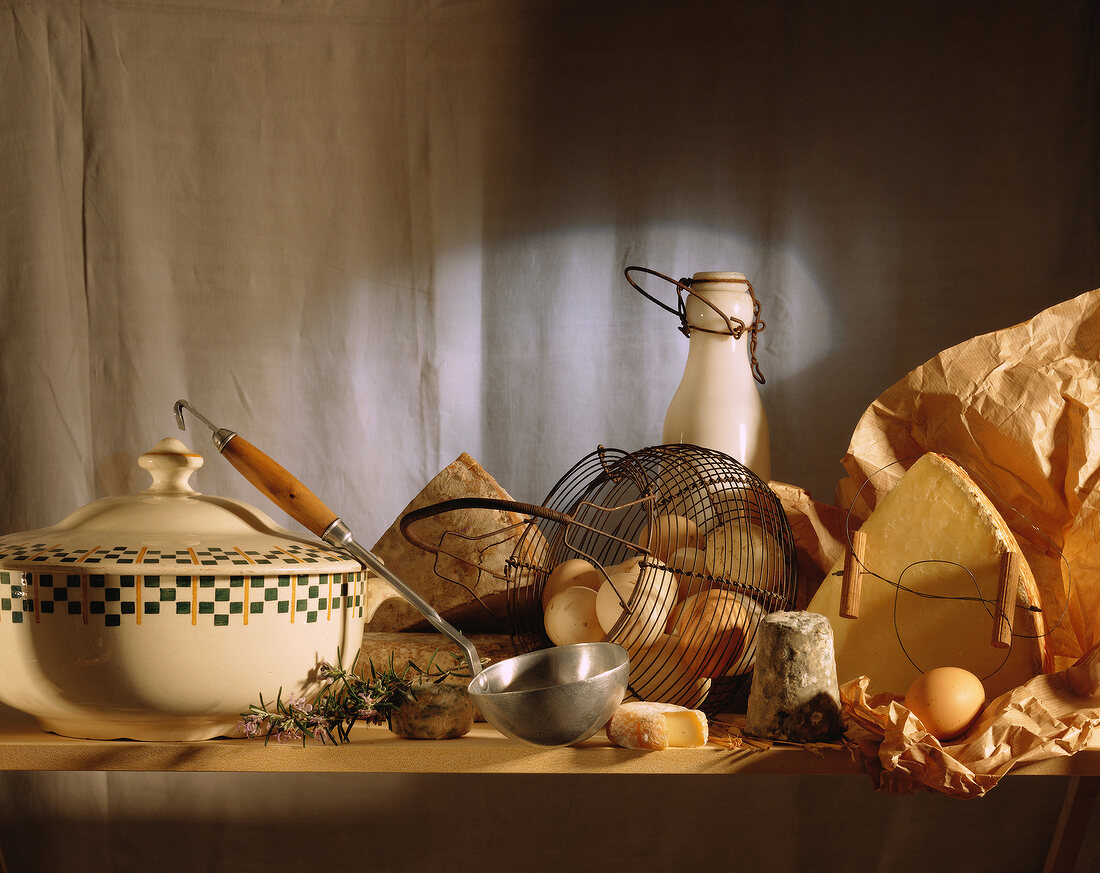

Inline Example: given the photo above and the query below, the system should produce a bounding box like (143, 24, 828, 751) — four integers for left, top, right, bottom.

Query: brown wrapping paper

(840, 644, 1100, 798)
(837, 288, 1100, 671)
(769, 481, 852, 609)
(820, 288, 1100, 795)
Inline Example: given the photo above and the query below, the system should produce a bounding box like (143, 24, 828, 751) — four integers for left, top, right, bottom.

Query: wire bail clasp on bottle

(624, 265, 767, 384)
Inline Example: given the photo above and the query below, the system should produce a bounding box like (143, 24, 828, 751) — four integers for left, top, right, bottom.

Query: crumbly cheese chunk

(605, 701, 708, 750)
(808, 453, 1048, 697)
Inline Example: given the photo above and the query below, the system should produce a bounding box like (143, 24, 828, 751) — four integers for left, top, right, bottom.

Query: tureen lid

(0, 438, 360, 575)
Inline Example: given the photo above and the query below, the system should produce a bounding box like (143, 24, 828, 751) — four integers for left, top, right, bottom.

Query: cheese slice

(807, 453, 1048, 698)
(605, 701, 709, 750)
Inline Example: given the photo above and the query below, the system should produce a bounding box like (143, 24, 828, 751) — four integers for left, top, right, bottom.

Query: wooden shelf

(2, 703, 1098, 776)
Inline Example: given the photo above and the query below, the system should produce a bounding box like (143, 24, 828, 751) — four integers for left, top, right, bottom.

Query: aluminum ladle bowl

(468, 642, 630, 747)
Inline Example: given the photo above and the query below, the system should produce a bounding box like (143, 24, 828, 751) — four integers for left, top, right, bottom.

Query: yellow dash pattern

(235, 548, 257, 627)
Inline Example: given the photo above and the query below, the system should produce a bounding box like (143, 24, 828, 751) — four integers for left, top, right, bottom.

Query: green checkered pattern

(0, 569, 365, 627)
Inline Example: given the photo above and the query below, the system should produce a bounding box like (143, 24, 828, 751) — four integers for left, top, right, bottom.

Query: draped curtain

(1, 1, 1097, 870)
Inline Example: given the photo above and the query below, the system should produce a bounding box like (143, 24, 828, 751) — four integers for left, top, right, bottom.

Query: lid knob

(139, 438, 203, 495)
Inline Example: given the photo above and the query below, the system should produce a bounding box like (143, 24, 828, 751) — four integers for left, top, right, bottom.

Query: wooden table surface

(1, 703, 1098, 776)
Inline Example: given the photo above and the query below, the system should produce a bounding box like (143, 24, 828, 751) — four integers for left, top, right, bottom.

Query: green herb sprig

(238, 650, 474, 746)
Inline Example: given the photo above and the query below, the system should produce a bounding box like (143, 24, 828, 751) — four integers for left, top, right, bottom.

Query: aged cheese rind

(359, 632, 517, 678)
(388, 682, 475, 740)
(745, 611, 844, 743)
(368, 453, 524, 632)
(605, 701, 709, 750)
(807, 453, 1049, 698)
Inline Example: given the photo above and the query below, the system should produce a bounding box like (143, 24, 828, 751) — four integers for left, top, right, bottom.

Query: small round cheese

(665, 546, 713, 601)
(705, 521, 780, 588)
(667, 589, 765, 677)
(605, 700, 709, 750)
(627, 633, 712, 708)
(389, 683, 475, 740)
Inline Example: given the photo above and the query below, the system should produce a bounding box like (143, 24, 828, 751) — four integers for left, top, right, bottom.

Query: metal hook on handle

(174, 399, 238, 452)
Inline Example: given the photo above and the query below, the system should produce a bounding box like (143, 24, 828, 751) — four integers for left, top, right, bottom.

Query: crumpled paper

(840, 644, 1100, 798)
(769, 481, 851, 609)
(824, 288, 1100, 795)
(837, 288, 1100, 672)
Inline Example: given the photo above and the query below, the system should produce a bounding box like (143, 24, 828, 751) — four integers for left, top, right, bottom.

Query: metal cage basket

(401, 444, 798, 715)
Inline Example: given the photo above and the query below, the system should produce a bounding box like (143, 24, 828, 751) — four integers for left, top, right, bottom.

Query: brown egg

(903, 666, 986, 741)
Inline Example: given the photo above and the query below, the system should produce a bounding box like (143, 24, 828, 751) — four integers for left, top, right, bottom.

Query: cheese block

(745, 611, 844, 742)
(368, 454, 527, 633)
(807, 453, 1049, 698)
(388, 682, 475, 740)
(605, 701, 709, 750)
(359, 632, 518, 678)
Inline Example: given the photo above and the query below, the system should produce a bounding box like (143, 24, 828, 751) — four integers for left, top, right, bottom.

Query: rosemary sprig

(238, 649, 472, 746)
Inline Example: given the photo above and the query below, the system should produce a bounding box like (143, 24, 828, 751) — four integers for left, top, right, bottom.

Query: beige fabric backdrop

(1, 0, 1097, 870)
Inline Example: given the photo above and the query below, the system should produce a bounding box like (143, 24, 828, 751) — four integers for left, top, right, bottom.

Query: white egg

(596, 564, 678, 649)
(543, 586, 604, 646)
(542, 558, 604, 607)
(636, 513, 704, 563)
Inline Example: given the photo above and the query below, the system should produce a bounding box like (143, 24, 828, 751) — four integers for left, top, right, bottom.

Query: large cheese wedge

(368, 453, 527, 633)
(807, 453, 1048, 698)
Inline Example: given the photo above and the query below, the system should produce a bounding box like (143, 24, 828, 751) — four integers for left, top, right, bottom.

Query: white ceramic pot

(0, 438, 396, 741)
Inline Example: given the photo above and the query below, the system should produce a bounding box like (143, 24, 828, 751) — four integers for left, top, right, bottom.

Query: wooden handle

(840, 529, 867, 620)
(993, 550, 1019, 649)
(220, 436, 338, 538)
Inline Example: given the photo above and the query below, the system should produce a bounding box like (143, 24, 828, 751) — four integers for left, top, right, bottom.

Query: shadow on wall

(475, 0, 1097, 499)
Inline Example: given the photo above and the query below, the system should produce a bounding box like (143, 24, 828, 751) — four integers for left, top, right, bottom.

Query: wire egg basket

(400, 443, 798, 715)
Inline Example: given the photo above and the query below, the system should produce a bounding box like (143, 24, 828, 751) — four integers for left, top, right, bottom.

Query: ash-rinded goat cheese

(745, 611, 844, 743)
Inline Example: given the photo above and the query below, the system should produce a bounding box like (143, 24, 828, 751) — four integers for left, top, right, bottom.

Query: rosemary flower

(240, 649, 473, 746)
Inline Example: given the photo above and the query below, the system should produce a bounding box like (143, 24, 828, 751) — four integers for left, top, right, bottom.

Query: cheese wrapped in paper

(836, 288, 1100, 672)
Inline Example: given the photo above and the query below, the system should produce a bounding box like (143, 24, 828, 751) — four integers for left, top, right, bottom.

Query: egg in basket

(400, 444, 798, 715)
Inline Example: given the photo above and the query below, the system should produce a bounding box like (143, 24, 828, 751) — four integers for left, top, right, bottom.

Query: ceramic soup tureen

(0, 437, 395, 741)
